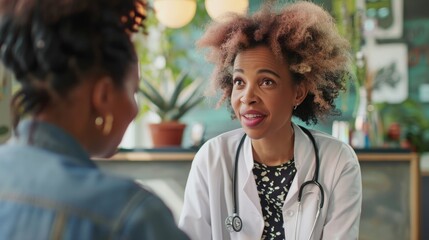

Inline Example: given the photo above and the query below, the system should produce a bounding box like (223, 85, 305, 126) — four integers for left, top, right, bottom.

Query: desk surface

(96, 148, 197, 161)
(97, 148, 423, 164)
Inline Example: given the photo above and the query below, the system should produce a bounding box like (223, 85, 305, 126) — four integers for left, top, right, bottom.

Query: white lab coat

(179, 123, 362, 240)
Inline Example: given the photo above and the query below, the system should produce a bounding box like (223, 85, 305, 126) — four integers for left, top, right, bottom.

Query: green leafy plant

(139, 70, 204, 122)
(377, 99, 429, 153)
(132, 4, 208, 123)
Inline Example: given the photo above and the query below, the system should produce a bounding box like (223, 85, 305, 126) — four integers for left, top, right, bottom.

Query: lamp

(205, 0, 248, 21)
(154, 0, 197, 28)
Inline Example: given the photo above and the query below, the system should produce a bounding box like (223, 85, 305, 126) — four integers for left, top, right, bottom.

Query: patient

(0, 0, 188, 239)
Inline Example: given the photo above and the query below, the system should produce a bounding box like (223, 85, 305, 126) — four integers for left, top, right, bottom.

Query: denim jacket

(0, 120, 189, 240)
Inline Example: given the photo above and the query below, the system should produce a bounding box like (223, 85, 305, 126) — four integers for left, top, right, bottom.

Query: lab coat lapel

(240, 136, 262, 213)
(238, 136, 264, 237)
(284, 124, 316, 207)
(283, 124, 319, 240)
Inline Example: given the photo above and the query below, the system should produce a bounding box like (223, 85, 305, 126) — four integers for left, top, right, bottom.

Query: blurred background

(1, 0, 428, 239)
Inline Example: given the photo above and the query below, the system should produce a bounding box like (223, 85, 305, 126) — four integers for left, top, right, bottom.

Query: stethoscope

(225, 126, 324, 240)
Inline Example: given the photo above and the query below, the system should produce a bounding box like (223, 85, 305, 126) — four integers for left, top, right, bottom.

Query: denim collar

(14, 119, 96, 168)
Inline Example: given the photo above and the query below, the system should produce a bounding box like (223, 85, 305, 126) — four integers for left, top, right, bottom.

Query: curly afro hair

(197, 1, 352, 125)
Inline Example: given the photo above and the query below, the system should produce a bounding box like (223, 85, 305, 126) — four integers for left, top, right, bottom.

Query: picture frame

(365, 0, 404, 39)
(366, 43, 408, 104)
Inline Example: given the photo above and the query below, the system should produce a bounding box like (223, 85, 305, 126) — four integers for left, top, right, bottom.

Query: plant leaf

(164, 108, 181, 121)
(176, 93, 204, 120)
(168, 71, 188, 108)
(176, 97, 203, 120)
(139, 77, 167, 110)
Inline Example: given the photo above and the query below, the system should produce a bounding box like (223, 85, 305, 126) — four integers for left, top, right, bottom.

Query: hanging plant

(331, 0, 366, 116)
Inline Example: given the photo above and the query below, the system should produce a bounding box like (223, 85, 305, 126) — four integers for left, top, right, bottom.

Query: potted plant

(139, 69, 204, 147)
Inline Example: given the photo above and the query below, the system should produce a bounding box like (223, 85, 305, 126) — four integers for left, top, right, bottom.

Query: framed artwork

(365, 43, 408, 103)
(357, 150, 420, 240)
(365, 0, 403, 39)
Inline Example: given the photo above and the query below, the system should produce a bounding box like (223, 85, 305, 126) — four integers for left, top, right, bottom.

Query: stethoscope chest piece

(225, 214, 242, 232)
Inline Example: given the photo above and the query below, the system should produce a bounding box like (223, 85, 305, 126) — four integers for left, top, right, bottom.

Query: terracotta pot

(149, 122, 186, 147)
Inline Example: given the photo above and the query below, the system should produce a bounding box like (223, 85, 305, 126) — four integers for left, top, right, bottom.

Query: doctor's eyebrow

(257, 69, 280, 78)
(233, 68, 280, 78)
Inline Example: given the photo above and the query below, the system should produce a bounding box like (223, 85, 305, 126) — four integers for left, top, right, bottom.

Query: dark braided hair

(0, 0, 147, 128)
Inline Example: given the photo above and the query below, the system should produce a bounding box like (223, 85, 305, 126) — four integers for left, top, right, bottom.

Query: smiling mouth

(243, 113, 264, 119)
(241, 113, 266, 127)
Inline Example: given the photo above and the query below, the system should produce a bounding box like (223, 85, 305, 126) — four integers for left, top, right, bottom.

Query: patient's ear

(91, 76, 115, 114)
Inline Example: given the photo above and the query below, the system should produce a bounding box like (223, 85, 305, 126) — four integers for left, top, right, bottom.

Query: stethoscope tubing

(226, 126, 325, 235)
(298, 126, 325, 209)
(232, 134, 247, 216)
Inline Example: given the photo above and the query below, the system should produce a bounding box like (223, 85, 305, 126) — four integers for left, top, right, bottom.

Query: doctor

(179, 1, 362, 240)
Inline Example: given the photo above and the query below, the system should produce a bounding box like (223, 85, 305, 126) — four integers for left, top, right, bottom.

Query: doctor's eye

(233, 77, 245, 86)
(261, 78, 275, 86)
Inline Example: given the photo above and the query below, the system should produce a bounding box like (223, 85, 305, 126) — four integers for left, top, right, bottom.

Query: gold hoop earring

(103, 114, 113, 135)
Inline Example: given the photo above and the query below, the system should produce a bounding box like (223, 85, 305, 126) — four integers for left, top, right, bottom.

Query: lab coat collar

(292, 123, 315, 174)
(241, 135, 263, 215)
(242, 135, 254, 177)
(284, 123, 317, 205)
(238, 123, 317, 211)
(240, 123, 315, 181)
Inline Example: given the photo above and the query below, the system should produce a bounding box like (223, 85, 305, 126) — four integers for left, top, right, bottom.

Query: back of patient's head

(0, 0, 147, 126)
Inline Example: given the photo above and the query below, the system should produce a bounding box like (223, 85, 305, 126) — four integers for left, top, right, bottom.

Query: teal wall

(148, 0, 429, 150)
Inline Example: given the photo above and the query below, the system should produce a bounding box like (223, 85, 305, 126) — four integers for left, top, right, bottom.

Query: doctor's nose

(240, 90, 259, 105)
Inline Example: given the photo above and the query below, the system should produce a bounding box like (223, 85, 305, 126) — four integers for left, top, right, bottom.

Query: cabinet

(356, 150, 420, 240)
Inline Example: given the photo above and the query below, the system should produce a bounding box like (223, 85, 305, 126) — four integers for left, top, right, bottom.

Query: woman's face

(231, 45, 306, 140)
(104, 64, 139, 156)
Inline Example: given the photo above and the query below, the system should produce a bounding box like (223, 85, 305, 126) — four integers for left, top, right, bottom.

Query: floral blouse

(253, 159, 297, 240)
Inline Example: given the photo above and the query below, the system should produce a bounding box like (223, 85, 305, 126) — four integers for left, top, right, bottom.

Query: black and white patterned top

(253, 159, 297, 240)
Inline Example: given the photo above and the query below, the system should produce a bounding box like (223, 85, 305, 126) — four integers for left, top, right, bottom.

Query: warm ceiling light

(154, 0, 197, 28)
(205, 0, 248, 21)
